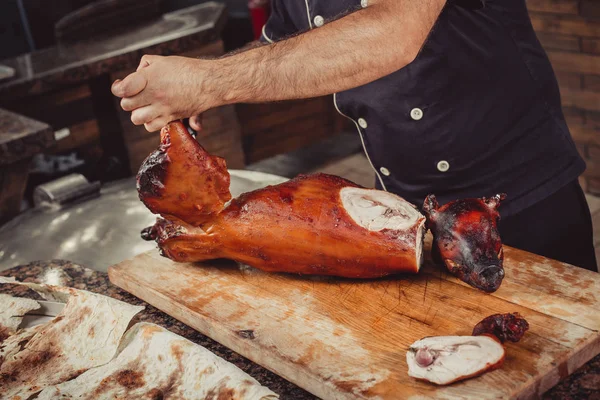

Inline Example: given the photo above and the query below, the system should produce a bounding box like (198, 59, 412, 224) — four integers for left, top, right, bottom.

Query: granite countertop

(1, 260, 598, 399)
(0, 108, 54, 165)
(0, 2, 226, 100)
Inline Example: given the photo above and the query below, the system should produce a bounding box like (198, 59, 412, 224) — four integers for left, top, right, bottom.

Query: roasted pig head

(422, 193, 507, 292)
(137, 121, 231, 226)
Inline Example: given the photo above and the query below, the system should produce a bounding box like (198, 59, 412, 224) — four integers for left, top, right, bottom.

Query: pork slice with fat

(406, 335, 505, 385)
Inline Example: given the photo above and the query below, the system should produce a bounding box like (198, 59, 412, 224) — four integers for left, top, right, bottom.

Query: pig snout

(474, 263, 505, 292)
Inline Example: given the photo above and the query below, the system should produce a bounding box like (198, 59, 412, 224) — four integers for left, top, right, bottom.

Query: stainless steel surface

(20, 301, 66, 329)
(33, 173, 101, 207)
(0, 170, 288, 273)
(0, 65, 15, 82)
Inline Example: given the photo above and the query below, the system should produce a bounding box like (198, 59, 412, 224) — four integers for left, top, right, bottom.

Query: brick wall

(526, 0, 600, 194)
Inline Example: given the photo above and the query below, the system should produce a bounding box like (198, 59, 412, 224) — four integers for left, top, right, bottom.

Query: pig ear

(422, 194, 439, 218)
(484, 193, 507, 209)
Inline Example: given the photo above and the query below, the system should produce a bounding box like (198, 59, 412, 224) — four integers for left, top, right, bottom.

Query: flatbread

(0, 294, 40, 341)
(38, 322, 279, 399)
(0, 324, 44, 370)
(0, 285, 143, 399)
(0, 277, 71, 302)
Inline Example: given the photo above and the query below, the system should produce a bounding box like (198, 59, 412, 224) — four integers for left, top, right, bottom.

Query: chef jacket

(259, 0, 586, 217)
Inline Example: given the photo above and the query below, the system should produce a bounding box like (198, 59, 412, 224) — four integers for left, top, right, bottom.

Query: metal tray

(20, 300, 65, 328)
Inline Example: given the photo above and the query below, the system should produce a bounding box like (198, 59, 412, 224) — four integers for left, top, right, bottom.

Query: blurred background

(0, 0, 599, 272)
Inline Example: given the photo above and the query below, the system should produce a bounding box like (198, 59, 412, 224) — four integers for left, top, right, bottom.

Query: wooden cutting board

(108, 237, 600, 400)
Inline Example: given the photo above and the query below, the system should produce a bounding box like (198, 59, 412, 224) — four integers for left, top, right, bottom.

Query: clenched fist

(111, 55, 221, 132)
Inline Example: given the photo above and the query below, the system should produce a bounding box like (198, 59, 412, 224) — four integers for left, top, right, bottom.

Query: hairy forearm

(208, 0, 446, 105)
(218, 40, 264, 57)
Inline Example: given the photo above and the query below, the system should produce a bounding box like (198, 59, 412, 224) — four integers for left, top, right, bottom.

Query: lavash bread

(0, 279, 278, 399)
(38, 322, 279, 399)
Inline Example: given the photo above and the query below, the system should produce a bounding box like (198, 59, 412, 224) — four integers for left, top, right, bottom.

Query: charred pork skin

(139, 121, 426, 278)
(136, 121, 231, 226)
(407, 313, 529, 385)
(422, 193, 507, 293)
(472, 312, 529, 343)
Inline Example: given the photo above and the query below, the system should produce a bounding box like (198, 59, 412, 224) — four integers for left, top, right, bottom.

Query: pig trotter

(140, 225, 157, 241)
(472, 312, 529, 343)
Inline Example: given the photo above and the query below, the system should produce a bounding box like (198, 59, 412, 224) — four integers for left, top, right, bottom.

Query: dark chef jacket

(259, 0, 586, 217)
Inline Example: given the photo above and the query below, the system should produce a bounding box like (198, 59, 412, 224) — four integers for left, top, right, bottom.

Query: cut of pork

(139, 121, 426, 278)
(406, 335, 505, 385)
(145, 175, 426, 278)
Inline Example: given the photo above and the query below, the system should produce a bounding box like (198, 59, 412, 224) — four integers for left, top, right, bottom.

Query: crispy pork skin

(145, 173, 426, 278)
(472, 312, 529, 343)
(423, 194, 506, 292)
(137, 121, 231, 226)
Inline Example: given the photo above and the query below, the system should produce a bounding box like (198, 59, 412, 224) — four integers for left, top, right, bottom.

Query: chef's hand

(111, 55, 218, 132)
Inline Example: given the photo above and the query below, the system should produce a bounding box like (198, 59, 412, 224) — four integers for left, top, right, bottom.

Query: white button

(361, 0, 368, 7)
(410, 108, 423, 121)
(437, 160, 450, 172)
(380, 167, 390, 176)
(358, 118, 368, 129)
(314, 15, 325, 27)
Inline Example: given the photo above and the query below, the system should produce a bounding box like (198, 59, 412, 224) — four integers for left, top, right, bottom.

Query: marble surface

(0, 2, 226, 100)
(1, 261, 598, 399)
(0, 108, 54, 165)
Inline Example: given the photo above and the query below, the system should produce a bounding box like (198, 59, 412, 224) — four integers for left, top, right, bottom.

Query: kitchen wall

(527, 0, 600, 194)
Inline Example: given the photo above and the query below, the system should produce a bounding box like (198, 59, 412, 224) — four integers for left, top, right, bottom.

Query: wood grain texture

(560, 88, 600, 111)
(108, 236, 600, 400)
(530, 14, 600, 38)
(527, 0, 579, 15)
(582, 38, 600, 55)
(569, 123, 599, 146)
(236, 97, 345, 164)
(584, 74, 600, 92)
(49, 119, 100, 155)
(537, 33, 581, 52)
(547, 51, 600, 75)
(0, 109, 54, 165)
(0, 159, 31, 224)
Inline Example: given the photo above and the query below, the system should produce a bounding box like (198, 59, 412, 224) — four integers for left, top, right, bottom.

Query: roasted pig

(138, 121, 426, 278)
